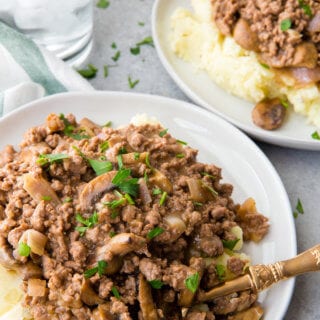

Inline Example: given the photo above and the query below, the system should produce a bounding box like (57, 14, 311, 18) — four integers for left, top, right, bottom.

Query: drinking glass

(0, 0, 93, 66)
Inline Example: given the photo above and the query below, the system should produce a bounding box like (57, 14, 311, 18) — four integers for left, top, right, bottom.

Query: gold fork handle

(249, 244, 320, 292)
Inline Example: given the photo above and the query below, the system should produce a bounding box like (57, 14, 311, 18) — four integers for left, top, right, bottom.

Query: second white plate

(152, 0, 320, 150)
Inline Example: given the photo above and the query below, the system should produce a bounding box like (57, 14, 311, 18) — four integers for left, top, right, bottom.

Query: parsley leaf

(293, 198, 304, 218)
(111, 286, 121, 299)
(147, 226, 164, 239)
(75, 212, 98, 236)
(88, 158, 113, 176)
(111, 42, 117, 49)
(222, 239, 239, 250)
(298, 0, 312, 16)
(112, 169, 139, 197)
(311, 131, 320, 140)
(159, 128, 168, 137)
(18, 242, 31, 257)
(176, 153, 185, 158)
(130, 46, 140, 55)
(152, 188, 162, 195)
(84, 260, 108, 278)
(37, 153, 69, 166)
(96, 0, 110, 8)
(159, 191, 167, 206)
(215, 264, 226, 281)
(280, 19, 292, 31)
(60, 114, 90, 140)
(128, 76, 139, 89)
(100, 141, 109, 152)
(185, 272, 199, 293)
(112, 51, 121, 62)
(78, 64, 98, 78)
(130, 36, 154, 55)
(148, 279, 164, 289)
(138, 21, 145, 26)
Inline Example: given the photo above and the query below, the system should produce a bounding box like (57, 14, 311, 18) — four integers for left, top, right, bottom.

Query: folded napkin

(0, 22, 93, 117)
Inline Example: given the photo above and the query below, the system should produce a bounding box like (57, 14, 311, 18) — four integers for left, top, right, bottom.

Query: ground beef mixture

(0, 114, 269, 320)
(212, 0, 320, 69)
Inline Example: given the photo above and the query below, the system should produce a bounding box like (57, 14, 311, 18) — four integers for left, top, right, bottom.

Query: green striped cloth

(0, 22, 93, 116)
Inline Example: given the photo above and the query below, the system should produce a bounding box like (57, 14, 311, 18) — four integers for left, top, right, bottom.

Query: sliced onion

(20, 229, 47, 256)
(164, 214, 186, 241)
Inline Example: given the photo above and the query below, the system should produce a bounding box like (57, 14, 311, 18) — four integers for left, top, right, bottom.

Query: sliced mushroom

(228, 304, 264, 320)
(92, 303, 115, 320)
(79, 171, 117, 210)
(149, 169, 173, 194)
(139, 178, 152, 205)
(27, 278, 46, 297)
(23, 173, 60, 206)
(292, 42, 318, 69)
(252, 98, 286, 130)
(233, 18, 259, 52)
(79, 117, 101, 136)
(89, 255, 123, 276)
(81, 279, 105, 306)
(122, 152, 148, 165)
(138, 273, 159, 320)
(97, 233, 146, 258)
(19, 229, 48, 256)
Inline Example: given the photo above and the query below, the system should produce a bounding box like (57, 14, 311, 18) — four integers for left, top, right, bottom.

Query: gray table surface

(87, 1, 320, 319)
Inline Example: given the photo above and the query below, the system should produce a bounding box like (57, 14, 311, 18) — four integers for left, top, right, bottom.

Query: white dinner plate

(152, 0, 320, 150)
(0, 92, 296, 319)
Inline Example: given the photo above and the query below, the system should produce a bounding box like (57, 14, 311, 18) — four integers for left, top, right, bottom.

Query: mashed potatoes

(170, 0, 320, 127)
(0, 265, 24, 319)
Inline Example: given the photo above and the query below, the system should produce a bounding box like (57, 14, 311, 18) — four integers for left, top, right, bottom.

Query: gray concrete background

(88, 1, 320, 319)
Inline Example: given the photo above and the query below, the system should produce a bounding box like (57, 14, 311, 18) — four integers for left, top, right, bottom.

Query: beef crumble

(212, 0, 320, 69)
(0, 114, 269, 319)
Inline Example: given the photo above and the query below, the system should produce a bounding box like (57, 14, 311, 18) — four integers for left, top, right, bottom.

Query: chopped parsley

(60, 114, 90, 140)
(118, 147, 128, 155)
(96, 0, 110, 9)
(147, 226, 164, 240)
(222, 239, 240, 250)
(311, 131, 320, 140)
(215, 264, 226, 281)
(63, 197, 73, 203)
(138, 21, 145, 26)
(100, 141, 109, 152)
(148, 279, 164, 289)
(201, 172, 216, 179)
(145, 152, 152, 168)
(111, 286, 121, 299)
(128, 76, 139, 89)
(37, 153, 69, 166)
(41, 196, 52, 201)
(75, 212, 98, 236)
(130, 36, 154, 55)
(104, 121, 112, 128)
(298, 0, 312, 16)
(176, 153, 185, 158)
(77, 64, 98, 79)
(177, 139, 187, 145)
(109, 231, 116, 238)
(185, 272, 199, 293)
(260, 63, 270, 69)
(293, 198, 304, 218)
(134, 152, 140, 160)
(152, 188, 162, 195)
(124, 193, 135, 205)
(104, 197, 126, 210)
(281, 99, 289, 109)
(112, 51, 121, 62)
(18, 242, 31, 257)
(159, 191, 167, 206)
(193, 201, 203, 207)
(159, 128, 168, 137)
(88, 158, 113, 176)
(117, 154, 123, 170)
(280, 18, 292, 31)
(203, 183, 218, 197)
(111, 168, 139, 197)
(103, 65, 109, 78)
(84, 260, 108, 278)
(111, 42, 117, 49)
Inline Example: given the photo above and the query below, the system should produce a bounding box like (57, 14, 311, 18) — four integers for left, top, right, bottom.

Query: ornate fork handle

(199, 244, 320, 301)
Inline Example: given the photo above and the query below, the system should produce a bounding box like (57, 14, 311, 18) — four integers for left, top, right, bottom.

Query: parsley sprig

(185, 272, 199, 293)
(60, 114, 90, 140)
(111, 169, 139, 197)
(37, 153, 69, 166)
(88, 158, 113, 176)
(75, 212, 98, 236)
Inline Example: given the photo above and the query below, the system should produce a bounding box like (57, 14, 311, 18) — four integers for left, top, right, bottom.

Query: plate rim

(0, 91, 297, 319)
(151, 0, 320, 151)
